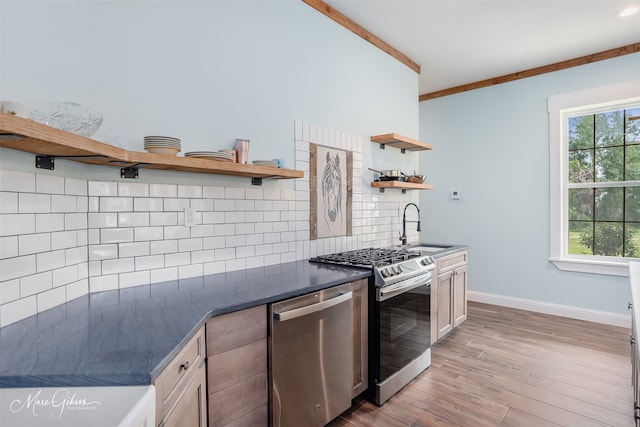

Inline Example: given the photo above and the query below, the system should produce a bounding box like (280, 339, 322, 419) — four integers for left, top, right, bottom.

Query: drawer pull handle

(180, 361, 190, 371)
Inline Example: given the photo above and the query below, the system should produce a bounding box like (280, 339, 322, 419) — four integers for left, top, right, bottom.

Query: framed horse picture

(310, 143, 353, 240)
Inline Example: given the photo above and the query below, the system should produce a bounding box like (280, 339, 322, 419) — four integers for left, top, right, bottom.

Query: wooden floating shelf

(0, 114, 303, 180)
(370, 133, 433, 151)
(370, 181, 434, 191)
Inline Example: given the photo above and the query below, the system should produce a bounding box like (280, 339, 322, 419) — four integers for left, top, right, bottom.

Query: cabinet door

(161, 362, 207, 427)
(351, 279, 368, 398)
(436, 272, 453, 340)
(452, 265, 468, 327)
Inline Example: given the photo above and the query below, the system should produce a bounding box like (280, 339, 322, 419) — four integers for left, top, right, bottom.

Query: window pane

(627, 107, 640, 144)
(627, 187, 640, 222)
(627, 145, 640, 180)
(568, 221, 592, 255)
(595, 187, 623, 221)
(595, 110, 623, 147)
(568, 150, 593, 183)
(626, 224, 640, 258)
(569, 115, 593, 150)
(594, 222, 623, 256)
(569, 188, 592, 220)
(595, 146, 623, 182)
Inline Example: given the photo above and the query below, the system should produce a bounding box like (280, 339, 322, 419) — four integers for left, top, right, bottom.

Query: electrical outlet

(450, 190, 461, 200)
(184, 207, 196, 227)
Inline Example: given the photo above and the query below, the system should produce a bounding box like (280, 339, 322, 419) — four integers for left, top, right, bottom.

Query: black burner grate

(309, 247, 420, 269)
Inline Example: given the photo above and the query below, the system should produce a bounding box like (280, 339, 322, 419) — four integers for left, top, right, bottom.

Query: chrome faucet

(400, 203, 421, 246)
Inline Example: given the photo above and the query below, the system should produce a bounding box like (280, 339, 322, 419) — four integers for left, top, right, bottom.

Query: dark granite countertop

(0, 261, 371, 388)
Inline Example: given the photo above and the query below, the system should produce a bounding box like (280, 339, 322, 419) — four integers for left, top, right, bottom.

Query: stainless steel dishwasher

(269, 283, 353, 427)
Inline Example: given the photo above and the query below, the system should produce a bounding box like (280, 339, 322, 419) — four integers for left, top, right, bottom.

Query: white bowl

(1, 101, 30, 118)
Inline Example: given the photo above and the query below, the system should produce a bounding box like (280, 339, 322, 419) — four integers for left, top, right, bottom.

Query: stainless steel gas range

(310, 247, 435, 405)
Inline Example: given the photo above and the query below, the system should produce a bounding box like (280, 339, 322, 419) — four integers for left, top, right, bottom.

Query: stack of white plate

(144, 136, 181, 155)
(253, 160, 278, 167)
(184, 151, 234, 162)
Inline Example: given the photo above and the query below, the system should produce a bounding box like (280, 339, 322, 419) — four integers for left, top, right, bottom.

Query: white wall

(0, 0, 422, 326)
(419, 53, 640, 317)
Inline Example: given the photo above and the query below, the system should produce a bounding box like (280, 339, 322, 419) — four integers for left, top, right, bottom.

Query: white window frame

(549, 79, 640, 277)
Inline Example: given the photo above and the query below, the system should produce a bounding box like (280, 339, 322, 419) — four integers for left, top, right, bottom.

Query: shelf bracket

(379, 144, 385, 150)
(401, 189, 407, 194)
(400, 148, 406, 154)
(251, 178, 263, 186)
(378, 188, 385, 193)
(35, 154, 108, 171)
(0, 133, 26, 140)
(120, 163, 150, 179)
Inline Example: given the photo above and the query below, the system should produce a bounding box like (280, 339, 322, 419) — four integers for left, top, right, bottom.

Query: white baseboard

(468, 291, 631, 328)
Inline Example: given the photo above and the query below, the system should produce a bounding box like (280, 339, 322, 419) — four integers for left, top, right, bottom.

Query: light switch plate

(184, 207, 196, 227)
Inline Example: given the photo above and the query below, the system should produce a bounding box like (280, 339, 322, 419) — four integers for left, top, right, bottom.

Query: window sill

(549, 257, 632, 277)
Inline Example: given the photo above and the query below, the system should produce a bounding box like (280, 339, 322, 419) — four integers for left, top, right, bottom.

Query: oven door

(372, 276, 431, 404)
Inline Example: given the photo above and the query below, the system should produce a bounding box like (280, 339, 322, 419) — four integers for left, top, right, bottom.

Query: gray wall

(419, 53, 640, 316)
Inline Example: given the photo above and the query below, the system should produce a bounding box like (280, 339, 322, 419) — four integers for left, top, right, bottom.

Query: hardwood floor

(330, 302, 634, 427)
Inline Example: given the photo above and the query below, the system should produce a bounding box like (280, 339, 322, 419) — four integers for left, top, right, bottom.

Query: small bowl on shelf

(144, 146, 180, 156)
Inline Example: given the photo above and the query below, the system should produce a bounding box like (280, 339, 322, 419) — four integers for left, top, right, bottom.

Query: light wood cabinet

(206, 305, 268, 427)
(351, 278, 368, 398)
(432, 250, 468, 344)
(154, 327, 207, 427)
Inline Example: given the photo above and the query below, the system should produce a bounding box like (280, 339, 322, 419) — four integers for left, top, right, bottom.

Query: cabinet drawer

(155, 327, 205, 423)
(206, 305, 266, 356)
(437, 251, 467, 272)
(208, 338, 267, 393)
(209, 371, 268, 427)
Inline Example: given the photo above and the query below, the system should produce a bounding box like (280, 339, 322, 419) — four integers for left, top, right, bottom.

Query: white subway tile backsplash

(89, 244, 118, 261)
(135, 255, 165, 271)
(119, 242, 150, 258)
(65, 213, 87, 230)
(0, 236, 18, 258)
(118, 212, 149, 227)
(202, 211, 224, 224)
(224, 258, 245, 272)
(134, 226, 164, 241)
(272, 222, 289, 233)
(36, 174, 65, 195)
(255, 244, 273, 256)
(264, 254, 281, 265)
(255, 200, 273, 211)
(214, 248, 235, 261)
(19, 193, 50, 213)
(190, 225, 214, 238)
(190, 198, 213, 212)
(100, 197, 133, 212)
(0, 255, 36, 282)
(101, 228, 134, 244)
(150, 183, 177, 198)
(0, 192, 18, 213)
(119, 271, 150, 289)
(225, 211, 244, 224)
(51, 230, 77, 250)
(150, 267, 177, 283)
(88, 181, 117, 197)
(203, 236, 225, 250)
(225, 235, 245, 247)
(163, 226, 189, 240)
(102, 258, 135, 275)
(245, 234, 264, 246)
(52, 265, 78, 288)
(88, 212, 118, 229)
(134, 198, 164, 212)
(178, 238, 203, 252)
(20, 271, 52, 297)
(1, 170, 35, 193)
(203, 261, 225, 275)
(178, 185, 202, 199)
(225, 187, 245, 200)
(150, 212, 177, 226)
(214, 199, 235, 211)
(1, 296, 36, 327)
(19, 233, 51, 255)
(118, 182, 149, 197)
(235, 223, 255, 235)
(178, 264, 203, 279)
(245, 188, 263, 200)
(191, 249, 215, 264)
(150, 240, 177, 255)
(245, 256, 264, 269)
(66, 279, 88, 301)
(214, 224, 235, 236)
(236, 246, 255, 258)
(165, 252, 190, 267)
(65, 178, 87, 196)
(163, 198, 190, 212)
(255, 222, 273, 233)
(235, 200, 255, 211)
(0, 278, 20, 305)
(202, 186, 224, 199)
(37, 250, 66, 273)
(90, 274, 119, 292)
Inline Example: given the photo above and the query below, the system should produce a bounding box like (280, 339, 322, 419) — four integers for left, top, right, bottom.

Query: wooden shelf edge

(0, 114, 304, 180)
(370, 133, 433, 151)
(370, 181, 433, 190)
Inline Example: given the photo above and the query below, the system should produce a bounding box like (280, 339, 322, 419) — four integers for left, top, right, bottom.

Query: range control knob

(381, 268, 389, 278)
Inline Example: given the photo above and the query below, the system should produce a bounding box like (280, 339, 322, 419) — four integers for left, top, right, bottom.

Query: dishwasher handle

(273, 291, 352, 322)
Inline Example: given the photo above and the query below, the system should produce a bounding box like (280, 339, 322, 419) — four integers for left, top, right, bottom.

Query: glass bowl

(28, 102, 103, 137)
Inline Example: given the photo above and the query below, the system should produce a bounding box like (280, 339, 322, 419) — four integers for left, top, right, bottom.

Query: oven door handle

(273, 291, 352, 322)
(378, 280, 429, 302)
